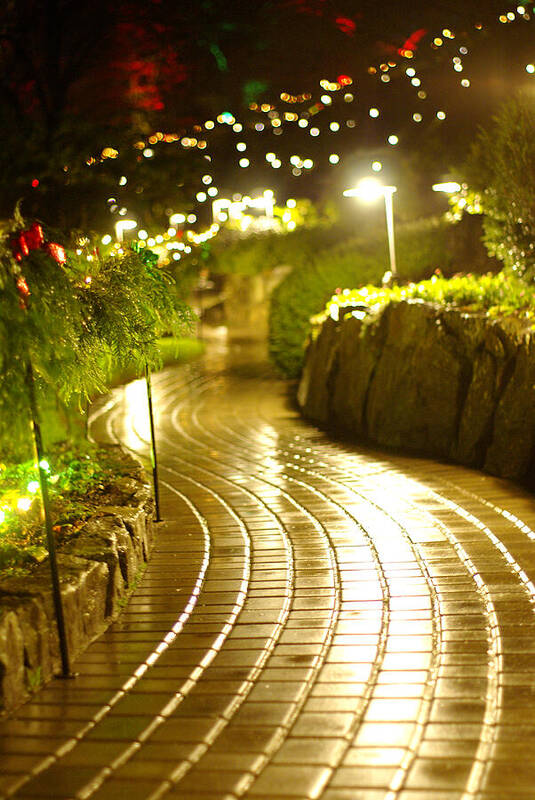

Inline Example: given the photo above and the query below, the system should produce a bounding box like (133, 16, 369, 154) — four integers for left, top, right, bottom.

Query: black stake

(26, 361, 72, 678)
(145, 362, 161, 522)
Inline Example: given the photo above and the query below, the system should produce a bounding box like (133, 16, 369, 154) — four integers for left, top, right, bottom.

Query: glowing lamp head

(432, 181, 461, 194)
(344, 178, 396, 203)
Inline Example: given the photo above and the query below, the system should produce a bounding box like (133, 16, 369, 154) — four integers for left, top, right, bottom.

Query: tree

(466, 92, 535, 281)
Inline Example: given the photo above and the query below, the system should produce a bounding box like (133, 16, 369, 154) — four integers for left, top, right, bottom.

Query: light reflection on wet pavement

(2, 333, 535, 800)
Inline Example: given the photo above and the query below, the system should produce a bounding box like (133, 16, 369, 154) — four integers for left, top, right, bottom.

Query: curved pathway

(2, 333, 535, 799)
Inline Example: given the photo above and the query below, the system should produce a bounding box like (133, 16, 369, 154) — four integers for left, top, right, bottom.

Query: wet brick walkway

(2, 333, 535, 799)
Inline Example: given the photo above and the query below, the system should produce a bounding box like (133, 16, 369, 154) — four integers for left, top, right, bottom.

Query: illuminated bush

(466, 93, 535, 280)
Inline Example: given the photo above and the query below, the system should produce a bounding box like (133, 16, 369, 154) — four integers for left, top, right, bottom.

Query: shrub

(466, 92, 535, 280)
(268, 216, 461, 378)
(320, 271, 534, 325)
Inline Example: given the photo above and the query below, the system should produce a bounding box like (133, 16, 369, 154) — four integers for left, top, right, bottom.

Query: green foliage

(466, 93, 535, 280)
(209, 222, 352, 276)
(0, 442, 134, 573)
(320, 271, 535, 324)
(0, 214, 194, 460)
(268, 217, 460, 378)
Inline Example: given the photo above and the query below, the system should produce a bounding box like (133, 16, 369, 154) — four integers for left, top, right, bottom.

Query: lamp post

(343, 178, 398, 281)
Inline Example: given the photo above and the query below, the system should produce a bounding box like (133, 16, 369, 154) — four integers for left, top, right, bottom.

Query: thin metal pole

(144, 362, 161, 522)
(384, 189, 397, 280)
(26, 361, 72, 678)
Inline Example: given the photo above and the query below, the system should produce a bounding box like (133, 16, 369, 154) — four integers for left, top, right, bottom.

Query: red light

(337, 74, 352, 86)
(335, 16, 356, 35)
(31, 179, 39, 188)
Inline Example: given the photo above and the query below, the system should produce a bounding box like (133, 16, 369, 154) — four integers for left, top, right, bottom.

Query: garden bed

(0, 445, 154, 713)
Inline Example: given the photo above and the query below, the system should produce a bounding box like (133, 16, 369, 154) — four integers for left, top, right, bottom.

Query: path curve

(2, 334, 535, 800)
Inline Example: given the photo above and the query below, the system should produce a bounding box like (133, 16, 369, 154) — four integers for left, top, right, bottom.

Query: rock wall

(0, 451, 154, 713)
(298, 300, 535, 483)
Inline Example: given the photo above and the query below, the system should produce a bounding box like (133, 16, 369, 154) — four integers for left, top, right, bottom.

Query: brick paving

(2, 333, 535, 799)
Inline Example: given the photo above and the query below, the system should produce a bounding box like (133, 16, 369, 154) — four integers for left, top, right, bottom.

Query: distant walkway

(2, 332, 535, 799)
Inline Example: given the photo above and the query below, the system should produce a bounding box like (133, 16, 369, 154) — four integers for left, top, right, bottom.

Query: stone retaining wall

(298, 300, 535, 483)
(0, 449, 154, 713)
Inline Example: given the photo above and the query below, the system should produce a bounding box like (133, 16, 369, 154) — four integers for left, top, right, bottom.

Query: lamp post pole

(343, 179, 398, 283)
(383, 187, 397, 280)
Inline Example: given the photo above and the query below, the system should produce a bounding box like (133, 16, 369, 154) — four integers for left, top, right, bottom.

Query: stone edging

(0, 448, 154, 714)
(298, 300, 535, 484)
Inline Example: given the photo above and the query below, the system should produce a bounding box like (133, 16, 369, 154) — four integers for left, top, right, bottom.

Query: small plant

(0, 443, 141, 574)
(318, 271, 535, 326)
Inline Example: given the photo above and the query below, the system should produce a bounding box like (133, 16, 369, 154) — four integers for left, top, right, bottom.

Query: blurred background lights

(437, 110, 446, 119)
(170, 213, 186, 224)
(187, 214, 197, 223)
(138, 229, 148, 240)
(330, 122, 340, 131)
(298, 118, 309, 127)
(344, 93, 354, 102)
(118, 176, 127, 186)
(239, 158, 250, 167)
(329, 154, 340, 164)
(287, 198, 296, 208)
(236, 142, 247, 151)
(526, 63, 535, 73)
(310, 127, 320, 136)
(17, 497, 32, 512)
(372, 161, 383, 172)
(388, 134, 399, 145)
(196, 191, 207, 202)
(143, 148, 154, 158)
(369, 107, 380, 118)
(303, 159, 314, 169)
(208, 187, 218, 197)
(266, 152, 276, 162)
(320, 94, 332, 104)
(101, 234, 112, 245)
(202, 174, 213, 184)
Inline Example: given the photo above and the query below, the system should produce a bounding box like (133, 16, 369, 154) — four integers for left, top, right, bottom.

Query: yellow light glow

(372, 161, 383, 172)
(167, 228, 176, 237)
(236, 142, 247, 151)
(330, 122, 340, 131)
(0, 509, 5, 525)
(526, 64, 535, 73)
(329, 154, 340, 164)
(155, 235, 163, 243)
(388, 134, 399, 145)
(196, 192, 207, 202)
(101, 234, 112, 245)
(239, 158, 250, 168)
(310, 127, 320, 136)
(147, 237, 156, 247)
(202, 174, 213, 184)
(170, 213, 186, 225)
(287, 199, 296, 208)
(298, 118, 309, 128)
(205, 120, 215, 129)
(17, 497, 32, 512)
(369, 108, 380, 118)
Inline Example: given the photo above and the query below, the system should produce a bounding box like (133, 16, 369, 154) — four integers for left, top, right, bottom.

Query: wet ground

(2, 332, 535, 799)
